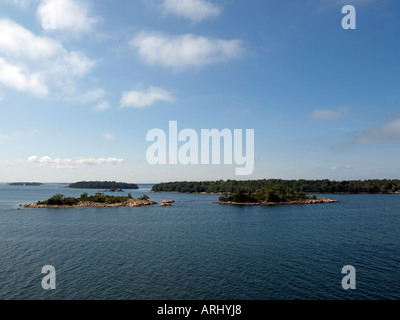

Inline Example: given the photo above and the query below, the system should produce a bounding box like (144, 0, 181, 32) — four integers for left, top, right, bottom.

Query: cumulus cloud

(120, 86, 174, 108)
(28, 155, 74, 169)
(0, 57, 49, 96)
(160, 0, 220, 22)
(0, 19, 96, 97)
(27, 156, 124, 168)
(67, 87, 106, 105)
(77, 88, 106, 104)
(355, 118, 400, 144)
(310, 106, 349, 121)
(75, 158, 124, 165)
(92, 101, 110, 112)
(66, 88, 110, 112)
(130, 32, 244, 70)
(36, 0, 99, 34)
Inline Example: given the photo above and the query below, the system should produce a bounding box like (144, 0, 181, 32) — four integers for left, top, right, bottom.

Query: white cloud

(120, 86, 174, 108)
(70, 87, 105, 104)
(161, 0, 220, 22)
(81, 88, 106, 103)
(28, 155, 124, 168)
(0, 92, 4, 101)
(76, 158, 124, 165)
(27, 155, 39, 163)
(130, 32, 244, 70)
(103, 133, 116, 141)
(67, 88, 109, 111)
(310, 106, 349, 121)
(0, 19, 96, 97)
(92, 101, 110, 112)
(28, 155, 74, 169)
(36, 0, 98, 34)
(355, 118, 400, 144)
(0, 57, 49, 96)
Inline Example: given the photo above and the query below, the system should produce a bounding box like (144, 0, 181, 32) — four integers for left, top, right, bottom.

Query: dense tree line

(219, 185, 317, 203)
(151, 179, 400, 194)
(68, 181, 138, 189)
(37, 192, 146, 206)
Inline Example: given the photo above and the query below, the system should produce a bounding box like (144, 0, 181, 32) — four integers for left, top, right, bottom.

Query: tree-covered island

(24, 193, 156, 208)
(217, 185, 337, 205)
(9, 182, 44, 186)
(67, 181, 139, 189)
(151, 179, 400, 194)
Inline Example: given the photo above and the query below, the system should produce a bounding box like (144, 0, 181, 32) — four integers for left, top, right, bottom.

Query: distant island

(9, 182, 44, 186)
(216, 185, 337, 206)
(68, 181, 139, 190)
(151, 179, 400, 194)
(24, 193, 156, 208)
(103, 188, 124, 192)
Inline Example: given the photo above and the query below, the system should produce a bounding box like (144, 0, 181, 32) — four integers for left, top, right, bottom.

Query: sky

(1, 0, 400, 183)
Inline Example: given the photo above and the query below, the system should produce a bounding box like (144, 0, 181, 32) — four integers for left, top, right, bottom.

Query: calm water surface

(0, 183, 399, 300)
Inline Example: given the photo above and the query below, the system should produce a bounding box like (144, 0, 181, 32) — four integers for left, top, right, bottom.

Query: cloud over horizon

(27, 156, 125, 169)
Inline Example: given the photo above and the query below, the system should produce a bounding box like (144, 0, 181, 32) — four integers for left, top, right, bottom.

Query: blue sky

(1, 0, 400, 183)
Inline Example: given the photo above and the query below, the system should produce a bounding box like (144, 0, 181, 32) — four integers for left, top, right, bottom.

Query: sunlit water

(0, 183, 399, 300)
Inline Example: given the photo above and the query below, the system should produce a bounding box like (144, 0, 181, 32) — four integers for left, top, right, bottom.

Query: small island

(9, 182, 44, 186)
(216, 185, 337, 206)
(103, 187, 124, 192)
(24, 193, 157, 208)
(67, 181, 139, 190)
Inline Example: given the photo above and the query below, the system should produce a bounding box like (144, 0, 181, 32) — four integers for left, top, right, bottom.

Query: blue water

(0, 183, 399, 300)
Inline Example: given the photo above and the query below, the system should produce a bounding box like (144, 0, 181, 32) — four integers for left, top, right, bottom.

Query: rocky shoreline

(214, 198, 338, 206)
(24, 198, 158, 209)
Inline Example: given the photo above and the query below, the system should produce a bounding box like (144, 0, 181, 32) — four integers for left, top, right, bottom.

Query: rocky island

(216, 198, 338, 206)
(24, 193, 157, 209)
(103, 188, 124, 192)
(216, 185, 338, 206)
(159, 200, 175, 207)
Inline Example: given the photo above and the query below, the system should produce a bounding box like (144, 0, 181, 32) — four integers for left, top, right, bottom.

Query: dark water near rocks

(0, 183, 399, 300)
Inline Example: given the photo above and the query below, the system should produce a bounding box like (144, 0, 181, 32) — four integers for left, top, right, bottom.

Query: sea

(0, 183, 399, 300)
